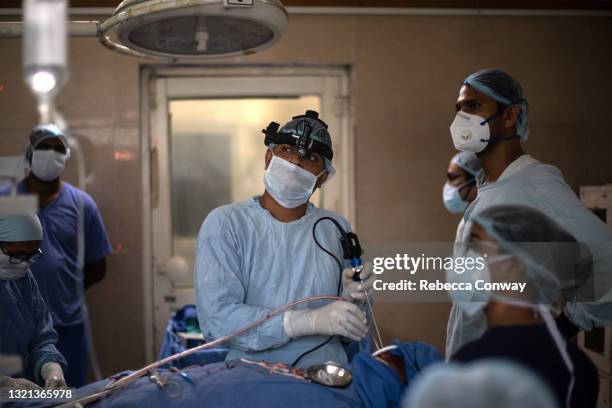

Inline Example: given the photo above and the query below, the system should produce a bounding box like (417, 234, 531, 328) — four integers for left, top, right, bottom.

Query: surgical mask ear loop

(538, 304, 575, 408)
(314, 168, 328, 188)
(457, 178, 476, 200)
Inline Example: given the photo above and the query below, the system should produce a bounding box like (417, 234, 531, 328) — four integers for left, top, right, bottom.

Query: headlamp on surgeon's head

(262, 110, 334, 162)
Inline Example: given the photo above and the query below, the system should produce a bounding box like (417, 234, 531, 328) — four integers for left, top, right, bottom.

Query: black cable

(291, 217, 347, 367)
(291, 336, 334, 367)
(312, 216, 346, 296)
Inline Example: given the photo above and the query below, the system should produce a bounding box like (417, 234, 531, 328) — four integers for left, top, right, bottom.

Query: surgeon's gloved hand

(40, 362, 66, 388)
(341, 262, 374, 303)
(284, 301, 368, 342)
(0, 375, 41, 390)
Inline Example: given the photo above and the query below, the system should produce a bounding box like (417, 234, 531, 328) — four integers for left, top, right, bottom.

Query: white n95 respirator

(449, 111, 491, 153)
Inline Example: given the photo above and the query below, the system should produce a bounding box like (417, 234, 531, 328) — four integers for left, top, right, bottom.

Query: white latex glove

(283, 301, 368, 342)
(40, 362, 66, 388)
(0, 375, 41, 390)
(341, 262, 374, 302)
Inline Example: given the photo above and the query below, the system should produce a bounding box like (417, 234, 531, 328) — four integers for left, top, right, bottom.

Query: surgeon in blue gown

(0, 214, 67, 389)
(195, 111, 375, 369)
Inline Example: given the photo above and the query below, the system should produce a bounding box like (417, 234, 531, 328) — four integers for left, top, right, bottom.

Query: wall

(1, 12, 611, 375)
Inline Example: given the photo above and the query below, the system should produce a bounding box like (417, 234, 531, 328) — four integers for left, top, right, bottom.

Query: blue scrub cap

(0, 214, 43, 242)
(25, 123, 70, 162)
(451, 151, 481, 178)
(464, 69, 530, 140)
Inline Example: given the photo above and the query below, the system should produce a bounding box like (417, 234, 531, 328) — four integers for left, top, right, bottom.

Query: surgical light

(30, 71, 57, 94)
(98, 0, 288, 60)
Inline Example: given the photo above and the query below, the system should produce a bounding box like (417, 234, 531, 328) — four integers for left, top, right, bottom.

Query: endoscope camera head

(340, 232, 364, 281)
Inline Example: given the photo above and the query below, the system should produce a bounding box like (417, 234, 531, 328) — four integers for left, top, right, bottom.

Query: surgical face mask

(457, 300, 486, 317)
(442, 180, 474, 214)
(445, 249, 492, 316)
(31, 149, 67, 181)
(0, 253, 30, 281)
(446, 251, 518, 317)
(263, 154, 325, 209)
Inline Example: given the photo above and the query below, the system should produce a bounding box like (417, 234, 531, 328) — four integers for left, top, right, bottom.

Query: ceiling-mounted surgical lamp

(97, 0, 288, 61)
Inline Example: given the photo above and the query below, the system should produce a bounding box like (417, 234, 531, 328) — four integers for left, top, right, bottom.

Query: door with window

(146, 67, 353, 354)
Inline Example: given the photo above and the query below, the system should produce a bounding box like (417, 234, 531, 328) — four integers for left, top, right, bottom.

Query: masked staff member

(195, 111, 374, 368)
(442, 151, 481, 215)
(447, 205, 598, 408)
(2, 124, 112, 387)
(0, 214, 67, 390)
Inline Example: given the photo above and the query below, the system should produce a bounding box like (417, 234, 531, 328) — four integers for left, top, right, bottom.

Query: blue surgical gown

(446, 155, 612, 357)
(0, 271, 67, 384)
(195, 196, 351, 368)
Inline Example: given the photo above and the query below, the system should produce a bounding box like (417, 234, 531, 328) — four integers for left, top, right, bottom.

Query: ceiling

(1, 0, 612, 9)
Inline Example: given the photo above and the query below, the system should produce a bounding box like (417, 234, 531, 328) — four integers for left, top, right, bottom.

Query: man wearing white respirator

(195, 111, 374, 369)
(446, 69, 612, 358)
(0, 124, 112, 387)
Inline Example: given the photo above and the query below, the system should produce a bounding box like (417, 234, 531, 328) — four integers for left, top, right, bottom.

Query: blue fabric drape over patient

(158, 305, 229, 368)
(18, 341, 441, 408)
(352, 341, 442, 408)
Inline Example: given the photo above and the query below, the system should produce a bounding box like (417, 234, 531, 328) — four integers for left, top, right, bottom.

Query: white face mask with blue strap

(450, 111, 494, 153)
(450, 96, 527, 153)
